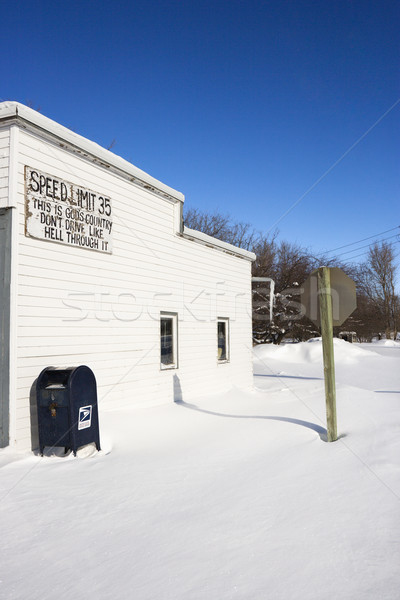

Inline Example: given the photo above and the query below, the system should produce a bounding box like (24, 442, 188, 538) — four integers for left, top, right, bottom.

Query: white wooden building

(0, 102, 255, 451)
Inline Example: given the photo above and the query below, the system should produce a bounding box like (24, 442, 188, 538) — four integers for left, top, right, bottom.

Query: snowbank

(373, 338, 400, 347)
(0, 341, 399, 600)
(253, 337, 376, 364)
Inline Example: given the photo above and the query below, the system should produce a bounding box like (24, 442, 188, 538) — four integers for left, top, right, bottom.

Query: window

(160, 313, 178, 369)
(217, 318, 229, 362)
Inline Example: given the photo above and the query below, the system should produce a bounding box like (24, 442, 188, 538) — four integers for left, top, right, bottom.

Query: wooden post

(317, 267, 338, 442)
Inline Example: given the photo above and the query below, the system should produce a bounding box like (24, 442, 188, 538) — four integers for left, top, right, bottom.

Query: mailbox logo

(78, 405, 92, 430)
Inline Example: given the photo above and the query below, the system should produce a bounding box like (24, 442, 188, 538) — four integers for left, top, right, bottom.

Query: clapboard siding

(16, 251, 249, 284)
(0, 129, 10, 154)
(18, 136, 175, 218)
(3, 115, 254, 451)
(0, 129, 9, 205)
(15, 207, 248, 280)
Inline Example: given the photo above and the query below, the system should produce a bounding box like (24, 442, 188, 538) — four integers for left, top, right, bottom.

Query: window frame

(160, 312, 178, 370)
(217, 317, 230, 363)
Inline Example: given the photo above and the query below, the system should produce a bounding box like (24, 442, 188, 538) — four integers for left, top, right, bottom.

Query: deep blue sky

(2, 0, 399, 262)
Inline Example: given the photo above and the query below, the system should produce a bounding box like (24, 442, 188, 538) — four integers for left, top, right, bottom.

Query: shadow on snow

(176, 400, 328, 442)
(254, 373, 322, 381)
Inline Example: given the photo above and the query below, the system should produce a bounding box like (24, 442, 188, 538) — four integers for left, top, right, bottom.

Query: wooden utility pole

(302, 266, 356, 442)
(317, 267, 337, 442)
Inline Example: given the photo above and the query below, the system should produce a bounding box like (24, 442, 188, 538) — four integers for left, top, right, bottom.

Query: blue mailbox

(36, 365, 101, 456)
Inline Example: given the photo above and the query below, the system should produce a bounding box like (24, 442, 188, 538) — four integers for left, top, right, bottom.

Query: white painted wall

(2, 109, 254, 451)
(0, 127, 10, 206)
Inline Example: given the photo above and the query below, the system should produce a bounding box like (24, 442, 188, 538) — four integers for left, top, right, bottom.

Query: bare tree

(356, 242, 399, 340)
(184, 207, 400, 344)
(25, 100, 41, 112)
(183, 208, 257, 250)
(252, 239, 319, 344)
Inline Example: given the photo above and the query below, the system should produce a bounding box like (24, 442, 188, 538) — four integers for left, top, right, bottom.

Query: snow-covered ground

(1, 340, 399, 600)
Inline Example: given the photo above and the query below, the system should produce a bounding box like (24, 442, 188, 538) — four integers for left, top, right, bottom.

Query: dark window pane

(218, 321, 227, 361)
(161, 317, 174, 365)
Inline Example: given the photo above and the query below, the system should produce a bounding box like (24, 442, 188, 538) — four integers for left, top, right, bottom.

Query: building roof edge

(0, 101, 185, 204)
(182, 227, 256, 261)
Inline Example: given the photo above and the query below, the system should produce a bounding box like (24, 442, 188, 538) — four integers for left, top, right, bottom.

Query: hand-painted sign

(25, 166, 113, 253)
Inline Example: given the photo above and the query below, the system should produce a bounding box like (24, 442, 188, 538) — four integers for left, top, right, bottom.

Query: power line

(325, 226, 400, 254)
(335, 233, 400, 258)
(343, 238, 400, 262)
(266, 97, 400, 233)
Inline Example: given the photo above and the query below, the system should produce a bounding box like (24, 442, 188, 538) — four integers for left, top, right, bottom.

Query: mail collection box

(36, 365, 101, 456)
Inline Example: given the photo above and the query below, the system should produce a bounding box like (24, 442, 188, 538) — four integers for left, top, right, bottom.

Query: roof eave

(0, 101, 185, 205)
